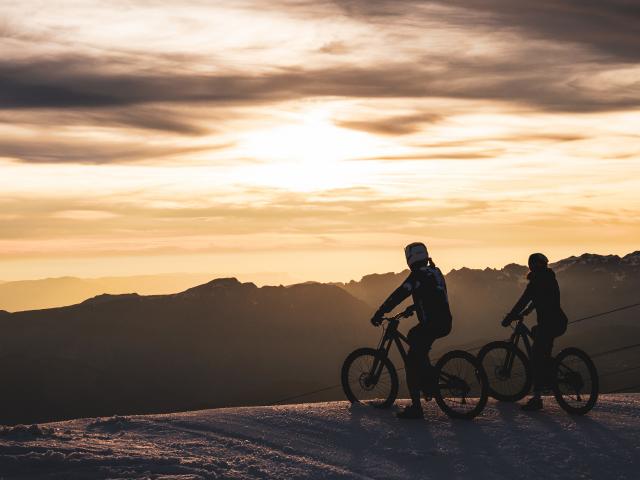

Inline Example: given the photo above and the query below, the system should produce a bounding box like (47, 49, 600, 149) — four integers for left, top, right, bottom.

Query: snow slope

(1, 395, 639, 479)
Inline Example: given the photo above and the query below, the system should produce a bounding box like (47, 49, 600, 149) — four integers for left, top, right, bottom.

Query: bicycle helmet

(528, 252, 549, 271)
(405, 242, 428, 267)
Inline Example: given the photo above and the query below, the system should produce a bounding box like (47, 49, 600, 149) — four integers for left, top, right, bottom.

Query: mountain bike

(477, 313, 598, 414)
(341, 308, 488, 419)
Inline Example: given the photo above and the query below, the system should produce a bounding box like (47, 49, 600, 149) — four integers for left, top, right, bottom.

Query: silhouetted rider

(371, 242, 452, 419)
(502, 253, 568, 411)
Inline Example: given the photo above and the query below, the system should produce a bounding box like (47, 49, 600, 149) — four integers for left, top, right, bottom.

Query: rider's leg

(530, 328, 554, 398)
(406, 324, 435, 407)
(397, 326, 428, 419)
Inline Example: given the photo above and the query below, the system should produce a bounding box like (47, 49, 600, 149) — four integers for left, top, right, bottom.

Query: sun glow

(236, 108, 386, 191)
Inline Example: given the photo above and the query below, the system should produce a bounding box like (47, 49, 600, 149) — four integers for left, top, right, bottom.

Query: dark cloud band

(1, 54, 638, 114)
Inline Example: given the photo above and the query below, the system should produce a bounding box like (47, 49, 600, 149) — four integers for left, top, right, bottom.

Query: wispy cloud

(335, 113, 442, 135)
(0, 136, 233, 164)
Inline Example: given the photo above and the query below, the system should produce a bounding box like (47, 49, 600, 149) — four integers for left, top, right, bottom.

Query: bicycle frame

(504, 320, 583, 393)
(491, 318, 535, 381)
(377, 319, 410, 364)
(509, 319, 534, 358)
(363, 319, 407, 385)
(369, 316, 463, 394)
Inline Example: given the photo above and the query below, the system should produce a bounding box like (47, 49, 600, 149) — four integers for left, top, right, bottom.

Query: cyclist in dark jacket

(371, 242, 452, 419)
(502, 253, 568, 411)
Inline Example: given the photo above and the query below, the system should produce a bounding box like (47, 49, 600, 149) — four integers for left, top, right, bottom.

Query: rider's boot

(421, 366, 437, 402)
(521, 395, 543, 411)
(396, 403, 424, 420)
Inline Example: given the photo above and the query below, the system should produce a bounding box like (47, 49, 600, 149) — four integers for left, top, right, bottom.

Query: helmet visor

(405, 242, 428, 267)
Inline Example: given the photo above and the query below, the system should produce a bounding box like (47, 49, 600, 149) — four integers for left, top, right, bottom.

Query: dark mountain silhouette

(0, 274, 214, 312)
(0, 252, 638, 424)
(0, 279, 375, 424)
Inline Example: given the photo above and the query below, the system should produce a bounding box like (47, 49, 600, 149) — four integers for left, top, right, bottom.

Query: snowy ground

(1, 395, 639, 479)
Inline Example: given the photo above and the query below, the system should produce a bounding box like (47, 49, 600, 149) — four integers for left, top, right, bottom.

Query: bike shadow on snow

(343, 397, 638, 480)
(490, 399, 637, 479)
(344, 400, 479, 479)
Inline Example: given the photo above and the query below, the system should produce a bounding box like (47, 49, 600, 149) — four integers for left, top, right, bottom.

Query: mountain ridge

(3, 250, 639, 313)
(0, 250, 637, 424)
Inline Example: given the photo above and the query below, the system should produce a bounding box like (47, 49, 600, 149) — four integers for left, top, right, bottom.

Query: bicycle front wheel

(478, 341, 531, 402)
(552, 347, 598, 415)
(341, 348, 399, 408)
(434, 350, 488, 419)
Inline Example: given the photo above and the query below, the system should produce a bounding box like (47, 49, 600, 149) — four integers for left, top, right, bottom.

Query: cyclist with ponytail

(502, 253, 568, 411)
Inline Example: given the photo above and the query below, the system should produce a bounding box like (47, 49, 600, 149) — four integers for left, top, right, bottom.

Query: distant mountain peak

(359, 271, 407, 282)
(502, 263, 528, 276)
(201, 277, 244, 288)
(550, 252, 640, 272)
(579, 253, 620, 262)
(81, 293, 140, 306)
(623, 251, 640, 266)
(179, 277, 257, 296)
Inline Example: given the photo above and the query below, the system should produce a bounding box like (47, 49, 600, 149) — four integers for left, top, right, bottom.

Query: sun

(235, 108, 385, 191)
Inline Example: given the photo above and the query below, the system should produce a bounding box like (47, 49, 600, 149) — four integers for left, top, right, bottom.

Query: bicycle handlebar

(501, 311, 527, 328)
(381, 306, 415, 322)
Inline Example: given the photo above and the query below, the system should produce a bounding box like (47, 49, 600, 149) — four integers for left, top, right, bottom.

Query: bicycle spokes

(557, 364, 587, 401)
(479, 342, 530, 402)
(437, 357, 483, 413)
(554, 354, 595, 410)
(440, 373, 470, 398)
(348, 354, 393, 401)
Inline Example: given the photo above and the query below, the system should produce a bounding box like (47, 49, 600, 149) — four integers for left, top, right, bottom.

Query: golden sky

(1, 1, 639, 283)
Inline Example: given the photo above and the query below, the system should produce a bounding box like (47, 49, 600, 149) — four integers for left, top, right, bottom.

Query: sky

(1, 0, 639, 284)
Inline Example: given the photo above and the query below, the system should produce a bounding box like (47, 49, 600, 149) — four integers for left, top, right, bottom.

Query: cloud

(356, 150, 504, 161)
(335, 113, 442, 135)
(1, 1, 638, 121)
(0, 137, 233, 164)
(332, 0, 640, 61)
(0, 189, 495, 243)
(0, 106, 208, 135)
(2, 53, 639, 114)
(417, 133, 587, 149)
(450, 0, 640, 62)
(318, 40, 350, 54)
(84, 108, 209, 135)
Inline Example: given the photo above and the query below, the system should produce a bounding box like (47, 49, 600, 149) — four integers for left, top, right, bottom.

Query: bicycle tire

(341, 347, 399, 408)
(478, 341, 532, 402)
(552, 347, 598, 415)
(434, 350, 488, 419)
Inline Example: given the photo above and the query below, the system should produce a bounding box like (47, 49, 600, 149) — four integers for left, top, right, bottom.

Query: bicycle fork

(368, 330, 395, 383)
(500, 333, 520, 376)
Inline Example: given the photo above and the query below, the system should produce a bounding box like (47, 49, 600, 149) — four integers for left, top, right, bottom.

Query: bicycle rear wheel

(434, 350, 488, 419)
(341, 348, 399, 408)
(552, 347, 598, 415)
(478, 341, 531, 402)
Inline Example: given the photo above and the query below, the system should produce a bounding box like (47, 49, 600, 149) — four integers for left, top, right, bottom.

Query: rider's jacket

(510, 267, 568, 334)
(377, 262, 452, 332)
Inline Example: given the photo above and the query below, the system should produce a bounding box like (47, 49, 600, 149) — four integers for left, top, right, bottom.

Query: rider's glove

(501, 312, 517, 327)
(370, 311, 384, 327)
(401, 304, 416, 317)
